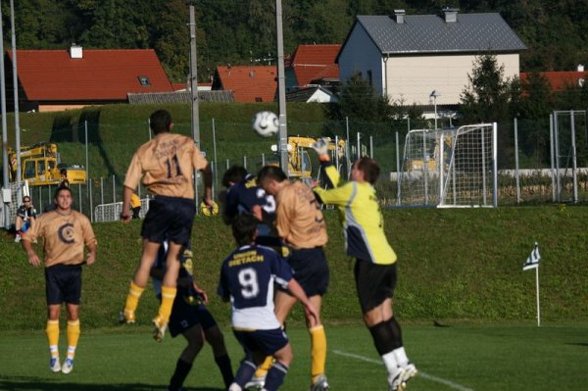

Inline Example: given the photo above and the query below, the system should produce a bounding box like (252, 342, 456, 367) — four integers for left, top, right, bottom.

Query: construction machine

(271, 136, 348, 179)
(8, 142, 87, 186)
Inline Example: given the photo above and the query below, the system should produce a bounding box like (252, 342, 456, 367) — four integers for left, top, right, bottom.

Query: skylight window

(138, 76, 151, 86)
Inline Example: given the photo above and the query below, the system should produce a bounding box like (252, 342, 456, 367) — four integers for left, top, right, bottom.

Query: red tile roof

(214, 65, 277, 103)
(290, 44, 341, 86)
(520, 71, 587, 92)
(10, 49, 174, 101)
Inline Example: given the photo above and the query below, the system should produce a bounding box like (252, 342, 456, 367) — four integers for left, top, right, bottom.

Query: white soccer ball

(252, 111, 279, 137)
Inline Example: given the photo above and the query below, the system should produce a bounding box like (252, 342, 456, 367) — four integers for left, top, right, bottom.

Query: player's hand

(86, 253, 96, 266)
(120, 212, 132, 223)
(194, 284, 208, 304)
(27, 253, 41, 267)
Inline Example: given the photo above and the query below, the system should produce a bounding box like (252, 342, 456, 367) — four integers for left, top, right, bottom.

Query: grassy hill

(1, 205, 586, 331)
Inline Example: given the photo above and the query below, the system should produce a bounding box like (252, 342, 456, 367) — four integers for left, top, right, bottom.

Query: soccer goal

(398, 123, 497, 207)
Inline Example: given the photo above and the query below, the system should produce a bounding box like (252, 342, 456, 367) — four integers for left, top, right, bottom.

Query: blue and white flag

(523, 242, 541, 271)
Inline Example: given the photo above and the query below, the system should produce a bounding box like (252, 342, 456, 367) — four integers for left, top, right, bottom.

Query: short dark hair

(257, 165, 287, 186)
(222, 165, 248, 188)
(150, 109, 172, 135)
(232, 213, 258, 246)
(22, 196, 31, 202)
(54, 185, 72, 200)
(355, 157, 380, 185)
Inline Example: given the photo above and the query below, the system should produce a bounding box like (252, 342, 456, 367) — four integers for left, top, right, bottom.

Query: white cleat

(244, 375, 265, 390)
(310, 374, 329, 391)
(61, 358, 74, 374)
(49, 357, 61, 373)
(152, 316, 167, 342)
(388, 367, 406, 391)
(400, 362, 418, 388)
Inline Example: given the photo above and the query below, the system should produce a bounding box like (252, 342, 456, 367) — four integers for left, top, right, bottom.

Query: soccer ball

(252, 111, 279, 137)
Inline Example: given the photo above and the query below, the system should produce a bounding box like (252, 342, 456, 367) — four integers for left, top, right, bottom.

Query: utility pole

(1, 2, 11, 229)
(275, 0, 288, 173)
(10, 0, 21, 190)
(187, 1, 200, 147)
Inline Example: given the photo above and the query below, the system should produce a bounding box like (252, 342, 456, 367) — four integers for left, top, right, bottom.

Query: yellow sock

(157, 286, 177, 324)
(310, 325, 327, 382)
(66, 320, 80, 360)
(124, 281, 145, 316)
(255, 356, 273, 378)
(46, 320, 60, 358)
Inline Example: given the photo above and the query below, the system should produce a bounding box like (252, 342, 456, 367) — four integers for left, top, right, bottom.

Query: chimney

(70, 44, 83, 59)
(578, 64, 585, 72)
(442, 7, 459, 23)
(393, 9, 406, 24)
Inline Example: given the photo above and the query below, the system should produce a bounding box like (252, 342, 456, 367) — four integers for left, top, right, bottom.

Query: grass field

(1, 321, 586, 391)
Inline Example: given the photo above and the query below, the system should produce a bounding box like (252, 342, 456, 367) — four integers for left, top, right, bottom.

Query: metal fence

(3, 111, 588, 228)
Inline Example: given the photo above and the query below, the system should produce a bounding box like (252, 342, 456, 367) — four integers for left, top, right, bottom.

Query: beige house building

(337, 9, 526, 110)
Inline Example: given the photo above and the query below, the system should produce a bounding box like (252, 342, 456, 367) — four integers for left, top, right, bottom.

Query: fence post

(212, 118, 218, 199)
(514, 117, 521, 204)
(571, 111, 578, 204)
(396, 131, 401, 206)
(549, 113, 556, 202)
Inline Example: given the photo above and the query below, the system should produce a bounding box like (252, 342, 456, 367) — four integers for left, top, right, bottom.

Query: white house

(337, 8, 527, 109)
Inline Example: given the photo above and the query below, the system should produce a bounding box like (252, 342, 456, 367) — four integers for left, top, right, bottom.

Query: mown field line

(332, 349, 474, 391)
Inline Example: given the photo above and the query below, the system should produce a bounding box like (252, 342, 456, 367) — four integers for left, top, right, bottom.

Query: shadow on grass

(0, 376, 223, 391)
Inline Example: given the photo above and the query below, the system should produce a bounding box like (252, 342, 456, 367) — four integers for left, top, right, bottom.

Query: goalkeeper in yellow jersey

(311, 139, 417, 391)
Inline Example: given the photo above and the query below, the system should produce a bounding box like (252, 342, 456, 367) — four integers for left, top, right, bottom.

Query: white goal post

(398, 123, 498, 207)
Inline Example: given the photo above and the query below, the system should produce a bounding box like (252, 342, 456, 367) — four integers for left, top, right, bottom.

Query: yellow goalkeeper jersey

(313, 164, 397, 265)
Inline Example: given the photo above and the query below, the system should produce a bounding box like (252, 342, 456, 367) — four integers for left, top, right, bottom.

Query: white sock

(393, 347, 409, 366)
(382, 351, 399, 375)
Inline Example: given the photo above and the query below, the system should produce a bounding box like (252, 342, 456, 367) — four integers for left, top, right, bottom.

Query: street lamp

(429, 90, 441, 130)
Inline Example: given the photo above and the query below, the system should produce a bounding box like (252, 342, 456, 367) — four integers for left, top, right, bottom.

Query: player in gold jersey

(311, 140, 417, 391)
(21, 186, 97, 375)
(256, 166, 330, 391)
(119, 109, 213, 342)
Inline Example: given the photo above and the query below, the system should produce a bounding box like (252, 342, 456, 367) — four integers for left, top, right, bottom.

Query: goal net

(398, 123, 497, 207)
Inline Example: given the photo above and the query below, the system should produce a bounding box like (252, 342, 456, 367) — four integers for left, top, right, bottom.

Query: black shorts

(168, 298, 217, 338)
(354, 259, 397, 313)
(279, 247, 329, 297)
(233, 328, 289, 356)
(45, 264, 83, 305)
(141, 196, 196, 244)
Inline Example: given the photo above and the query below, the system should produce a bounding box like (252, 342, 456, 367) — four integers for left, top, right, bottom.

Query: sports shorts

(233, 327, 289, 356)
(354, 259, 397, 313)
(278, 247, 329, 297)
(45, 264, 83, 305)
(141, 196, 196, 245)
(168, 298, 217, 338)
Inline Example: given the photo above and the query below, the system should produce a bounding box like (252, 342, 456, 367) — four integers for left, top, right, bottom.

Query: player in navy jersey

(152, 242, 233, 390)
(222, 165, 280, 247)
(219, 214, 317, 391)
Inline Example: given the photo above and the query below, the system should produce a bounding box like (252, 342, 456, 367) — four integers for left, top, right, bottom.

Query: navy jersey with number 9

(218, 244, 292, 330)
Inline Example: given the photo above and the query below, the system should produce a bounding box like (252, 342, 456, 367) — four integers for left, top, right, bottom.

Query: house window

(138, 76, 151, 86)
(367, 70, 373, 87)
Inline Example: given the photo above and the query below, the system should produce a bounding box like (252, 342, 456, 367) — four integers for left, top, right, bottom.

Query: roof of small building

(214, 65, 277, 103)
(10, 48, 174, 101)
(290, 44, 341, 86)
(520, 71, 587, 92)
(349, 12, 526, 56)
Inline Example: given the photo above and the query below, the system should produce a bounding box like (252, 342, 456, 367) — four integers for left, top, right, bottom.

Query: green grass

(1, 206, 588, 332)
(0, 322, 586, 390)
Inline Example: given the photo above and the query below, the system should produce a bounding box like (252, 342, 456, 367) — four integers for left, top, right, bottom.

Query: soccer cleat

(388, 367, 406, 391)
(400, 362, 418, 388)
(310, 374, 329, 391)
(152, 316, 167, 342)
(61, 358, 74, 374)
(311, 138, 330, 155)
(244, 375, 265, 390)
(49, 357, 61, 373)
(118, 309, 136, 324)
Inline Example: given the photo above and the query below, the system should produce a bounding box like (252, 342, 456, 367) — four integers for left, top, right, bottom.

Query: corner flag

(523, 242, 541, 271)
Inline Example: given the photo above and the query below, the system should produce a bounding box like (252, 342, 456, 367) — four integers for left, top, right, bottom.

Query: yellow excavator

(8, 142, 87, 186)
(271, 136, 348, 179)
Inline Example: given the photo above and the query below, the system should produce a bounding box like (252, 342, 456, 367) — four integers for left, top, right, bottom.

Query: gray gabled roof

(356, 13, 526, 55)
